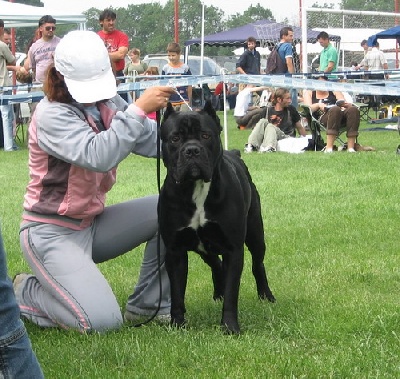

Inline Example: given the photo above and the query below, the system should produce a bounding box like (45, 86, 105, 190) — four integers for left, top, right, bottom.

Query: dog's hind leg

(198, 253, 224, 300)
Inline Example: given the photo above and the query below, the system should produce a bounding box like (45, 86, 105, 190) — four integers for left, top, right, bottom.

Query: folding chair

(12, 102, 30, 144)
(354, 102, 369, 122)
(299, 104, 326, 150)
(299, 104, 348, 149)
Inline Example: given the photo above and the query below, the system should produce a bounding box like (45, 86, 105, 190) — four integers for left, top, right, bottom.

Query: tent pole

(396, 0, 399, 68)
(9, 0, 16, 92)
(174, 0, 179, 43)
(200, 3, 204, 75)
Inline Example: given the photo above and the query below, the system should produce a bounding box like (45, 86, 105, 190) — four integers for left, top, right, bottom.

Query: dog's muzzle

(183, 142, 202, 159)
(175, 141, 212, 183)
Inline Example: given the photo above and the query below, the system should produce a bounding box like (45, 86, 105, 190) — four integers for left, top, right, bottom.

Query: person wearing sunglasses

(23, 15, 60, 85)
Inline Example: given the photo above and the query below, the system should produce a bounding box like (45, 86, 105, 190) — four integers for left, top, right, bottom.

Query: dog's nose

(184, 144, 201, 158)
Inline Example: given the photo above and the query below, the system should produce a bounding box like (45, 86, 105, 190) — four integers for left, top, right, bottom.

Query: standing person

(0, 20, 18, 151)
(1, 28, 11, 45)
(14, 30, 175, 333)
(364, 41, 388, 80)
(161, 42, 192, 111)
(236, 36, 261, 75)
(275, 26, 298, 108)
(275, 27, 295, 74)
(244, 87, 306, 153)
(141, 66, 160, 120)
(213, 81, 226, 110)
(226, 82, 238, 110)
(355, 39, 369, 70)
(19, 28, 42, 79)
(22, 15, 60, 119)
(124, 48, 148, 77)
(97, 9, 129, 102)
(124, 48, 148, 101)
(23, 15, 60, 85)
(317, 31, 338, 73)
(0, 224, 44, 379)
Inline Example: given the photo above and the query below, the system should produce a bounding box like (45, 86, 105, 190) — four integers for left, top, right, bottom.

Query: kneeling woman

(15, 31, 175, 333)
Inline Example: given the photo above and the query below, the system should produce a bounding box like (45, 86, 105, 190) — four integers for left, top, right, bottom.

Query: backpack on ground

(302, 133, 325, 151)
(266, 44, 288, 74)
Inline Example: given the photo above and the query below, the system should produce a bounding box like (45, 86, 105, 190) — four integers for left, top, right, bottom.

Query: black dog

(158, 101, 275, 334)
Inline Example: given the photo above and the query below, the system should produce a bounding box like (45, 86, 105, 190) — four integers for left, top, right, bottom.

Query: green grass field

(0, 110, 399, 378)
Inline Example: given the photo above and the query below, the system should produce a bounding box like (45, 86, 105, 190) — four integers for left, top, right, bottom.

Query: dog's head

(160, 100, 223, 184)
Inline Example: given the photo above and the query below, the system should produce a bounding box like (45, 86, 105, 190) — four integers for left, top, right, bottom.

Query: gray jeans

(17, 195, 170, 333)
(248, 119, 287, 149)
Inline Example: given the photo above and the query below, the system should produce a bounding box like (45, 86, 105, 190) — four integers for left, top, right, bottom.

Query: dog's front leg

(165, 250, 188, 327)
(221, 251, 244, 334)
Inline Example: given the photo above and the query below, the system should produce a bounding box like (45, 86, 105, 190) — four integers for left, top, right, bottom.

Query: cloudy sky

(43, 0, 341, 24)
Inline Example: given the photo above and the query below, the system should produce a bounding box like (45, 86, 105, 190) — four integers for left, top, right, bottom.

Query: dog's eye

(202, 133, 210, 140)
(171, 135, 180, 143)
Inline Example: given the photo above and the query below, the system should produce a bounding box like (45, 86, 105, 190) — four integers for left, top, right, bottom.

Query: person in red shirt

(97, 9, 129, 101)
(214, 81, 225, 96)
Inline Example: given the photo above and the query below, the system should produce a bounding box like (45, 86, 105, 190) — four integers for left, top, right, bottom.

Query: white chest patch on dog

(189, 180, 210, 230)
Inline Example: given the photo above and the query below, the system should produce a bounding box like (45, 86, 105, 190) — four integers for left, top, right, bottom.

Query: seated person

(259, 89, 272, 107)
(234, 85, 271, 129)
(302, 75, 360, 153)
(244, 87, 306, 153)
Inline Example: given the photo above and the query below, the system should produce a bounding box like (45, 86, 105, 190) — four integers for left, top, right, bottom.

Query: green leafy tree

(162, 0, 225, 45)
(227, 4, 274, 29)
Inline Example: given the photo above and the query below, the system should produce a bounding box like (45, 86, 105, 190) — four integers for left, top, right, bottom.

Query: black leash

(131, 109, 164, 327)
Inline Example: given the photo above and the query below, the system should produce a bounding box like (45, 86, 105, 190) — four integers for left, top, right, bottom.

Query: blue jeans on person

(0, 92, 17, 151)
(0, 225, 44, 379)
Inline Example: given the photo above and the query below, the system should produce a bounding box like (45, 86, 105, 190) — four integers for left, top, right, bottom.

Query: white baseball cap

(54, 30, 117, 103)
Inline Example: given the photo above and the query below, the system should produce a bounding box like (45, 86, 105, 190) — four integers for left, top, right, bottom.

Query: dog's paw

(171, 316, 186, 329)
(213, 292, 224, 301)
(220, 320, 241, 335)
(259, 291, 276, 303)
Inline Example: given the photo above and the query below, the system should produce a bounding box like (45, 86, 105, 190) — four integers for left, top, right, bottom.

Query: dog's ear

(203, 100, 216, 117)
(162, 102, 175, 122)
(203, 100, 222, 132)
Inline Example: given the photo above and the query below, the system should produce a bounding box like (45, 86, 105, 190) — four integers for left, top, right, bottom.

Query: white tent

(0, 0, 86, 28)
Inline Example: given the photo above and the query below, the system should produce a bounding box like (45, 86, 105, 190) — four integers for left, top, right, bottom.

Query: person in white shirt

(364, 41, 388, 80)
(233, 85, 270, 129)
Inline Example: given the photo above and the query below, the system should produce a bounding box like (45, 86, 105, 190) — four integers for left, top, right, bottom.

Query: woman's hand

(135, 86, 176, 114)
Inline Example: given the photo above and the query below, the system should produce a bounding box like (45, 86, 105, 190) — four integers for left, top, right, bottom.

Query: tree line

(10, 0, 397, 55)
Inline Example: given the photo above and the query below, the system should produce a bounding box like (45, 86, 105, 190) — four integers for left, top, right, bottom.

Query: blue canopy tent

(367, 26, 400, 47)
(184, 19, 341, 48)
(184, 19, 341, 75)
